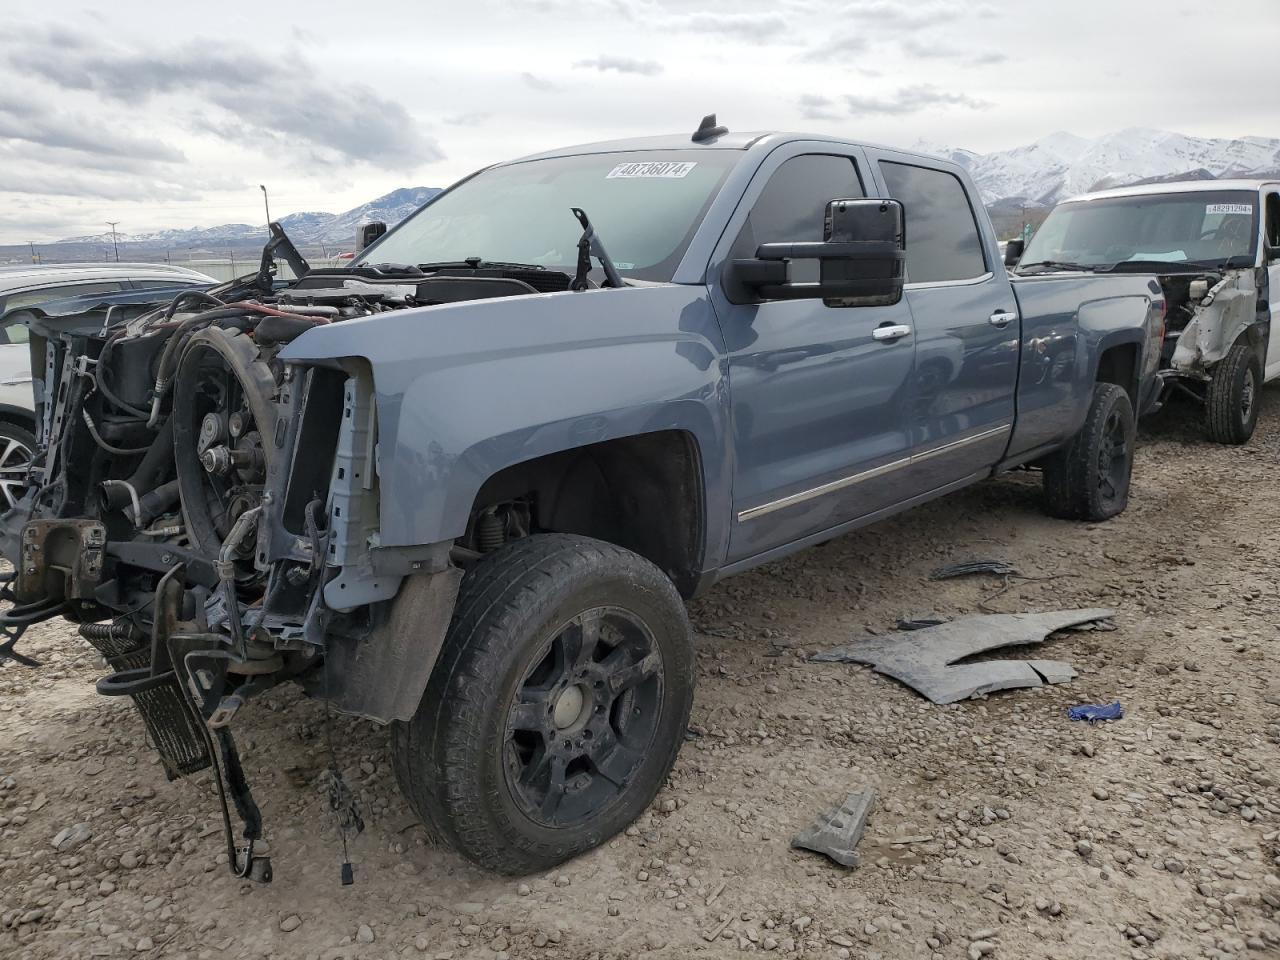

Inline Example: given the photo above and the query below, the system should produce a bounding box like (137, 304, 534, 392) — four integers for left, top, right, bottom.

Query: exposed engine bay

(0, 228, 590, 882)
(1158, 267, 1265, 380)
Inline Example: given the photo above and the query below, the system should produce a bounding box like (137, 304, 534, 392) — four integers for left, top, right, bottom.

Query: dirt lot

(3, 392, 1279, 960)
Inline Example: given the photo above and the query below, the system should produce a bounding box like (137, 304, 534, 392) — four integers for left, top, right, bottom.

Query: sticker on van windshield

(1206, 203, 1252, 215)
(607, 161, 697, 179)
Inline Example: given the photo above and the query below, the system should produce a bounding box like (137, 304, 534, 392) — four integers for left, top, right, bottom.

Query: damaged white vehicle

(1015, 180, 1280, 443)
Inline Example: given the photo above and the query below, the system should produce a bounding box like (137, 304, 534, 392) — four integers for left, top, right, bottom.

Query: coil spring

(476, 511, 505, 553)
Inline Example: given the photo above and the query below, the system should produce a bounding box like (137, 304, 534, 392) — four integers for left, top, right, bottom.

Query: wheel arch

(465, 429, 708, 598)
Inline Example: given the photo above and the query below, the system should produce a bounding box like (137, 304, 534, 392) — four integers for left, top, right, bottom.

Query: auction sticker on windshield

(1206, 203, 1253, 215)
(607, 161, 697, 179)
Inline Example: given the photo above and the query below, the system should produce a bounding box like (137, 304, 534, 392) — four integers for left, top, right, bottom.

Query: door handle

(872, 323, 912, 342)
(989, 310, 1017, 328)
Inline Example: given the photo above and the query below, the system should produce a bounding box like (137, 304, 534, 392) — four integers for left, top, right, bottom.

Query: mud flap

(322, 567, 463, 722)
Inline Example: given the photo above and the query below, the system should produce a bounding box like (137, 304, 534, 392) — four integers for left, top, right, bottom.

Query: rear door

(866, 154, 1019, 489)
(707, 144, 918, 564)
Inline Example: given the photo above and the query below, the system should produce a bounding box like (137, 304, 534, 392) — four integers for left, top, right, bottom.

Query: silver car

(0, 263, 217, 507)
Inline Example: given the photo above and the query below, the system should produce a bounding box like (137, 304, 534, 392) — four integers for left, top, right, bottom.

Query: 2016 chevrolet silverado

(0, 117, 1165, 881)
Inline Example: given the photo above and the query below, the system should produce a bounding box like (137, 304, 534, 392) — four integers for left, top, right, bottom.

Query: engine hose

(83, 409, 150, 458)
(164, 290, 225, 320)
(148, 307, 258, 428)
(134, 479, 180, 527)
(253, 313, 323, 345)
(82, 409, 150, 456)
(100, 479, 142, 524)
(100, 417, 175, 512)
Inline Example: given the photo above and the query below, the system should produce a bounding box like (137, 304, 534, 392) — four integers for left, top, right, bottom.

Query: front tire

(1042, 382, 1135, 521)
(1205, 344, 1261, 444)
(391, 534, 694, 874)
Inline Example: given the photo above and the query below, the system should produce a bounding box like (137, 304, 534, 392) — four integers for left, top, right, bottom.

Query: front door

(708, 146, 917, 564)
(1264, 189, 1280, 381)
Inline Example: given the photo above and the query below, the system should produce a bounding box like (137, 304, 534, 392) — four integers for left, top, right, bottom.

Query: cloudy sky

(1, 0, 1275, 243)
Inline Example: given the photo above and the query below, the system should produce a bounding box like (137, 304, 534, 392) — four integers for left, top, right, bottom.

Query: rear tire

(391, 534, 694, 874)
(0, 421, 37, 511)
(1205, 344, 1261, 444)
(1042, 383, 1135, 521)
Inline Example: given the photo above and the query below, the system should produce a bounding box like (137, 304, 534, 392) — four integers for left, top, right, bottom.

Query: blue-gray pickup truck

(2, 118, 1164, 881)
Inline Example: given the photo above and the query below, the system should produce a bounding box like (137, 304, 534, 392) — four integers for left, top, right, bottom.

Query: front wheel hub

(504, 607, 663, 828)
(551, 683, 590, 732)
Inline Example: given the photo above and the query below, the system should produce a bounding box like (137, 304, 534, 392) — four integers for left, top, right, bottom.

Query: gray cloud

(673, 13, 790, 43)
(844, 84, 990, 115)
(0, 167, 195, 202)
(521, 71, 559, 91)
(837, 0, 985, 29)
(9, 31, 440, 170)
(805, 35, 869, 62)
(572, 55, 664, 76)
(798, 93, 842, 121)
(900, 37, 1008, 66)
(0, 92, 184, 162)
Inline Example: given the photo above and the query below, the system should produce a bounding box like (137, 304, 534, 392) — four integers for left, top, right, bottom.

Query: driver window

(1267, 193, 1280, 249)
(732, 155, 864, 284)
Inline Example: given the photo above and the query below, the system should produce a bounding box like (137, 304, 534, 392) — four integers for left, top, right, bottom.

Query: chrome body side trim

(736, 423, 1011, 523)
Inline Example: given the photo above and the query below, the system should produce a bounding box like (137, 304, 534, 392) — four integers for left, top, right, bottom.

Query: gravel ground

(2, 391, 1279, 960)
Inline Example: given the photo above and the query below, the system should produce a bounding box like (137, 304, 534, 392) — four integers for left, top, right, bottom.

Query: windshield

(356, 150, 737, 283)
(1020, 189, 1259, 271)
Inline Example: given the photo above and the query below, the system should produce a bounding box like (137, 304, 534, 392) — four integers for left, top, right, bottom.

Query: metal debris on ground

(929, 560, 1019, 580)
(810, 609, 1115, 705)
(791, 790, 876, 868)
(1067, 701, 1125, 723)
(896, 616, 948, 631)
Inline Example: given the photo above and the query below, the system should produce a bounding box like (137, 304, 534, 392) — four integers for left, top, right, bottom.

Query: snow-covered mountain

(57, 187, 442, 248)
(915, 128, 1280, 206)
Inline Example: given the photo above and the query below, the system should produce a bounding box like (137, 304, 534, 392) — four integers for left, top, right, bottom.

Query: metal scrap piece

(810, 608, 1114, 704)
(929, 560, 1018, 580)
(791, 790, 875, 868)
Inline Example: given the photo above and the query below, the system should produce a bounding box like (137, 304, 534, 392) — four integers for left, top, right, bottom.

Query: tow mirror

(356, 221, 387, 252)
(1004, 238, 1025, 267)
(728, 198, 905, 307)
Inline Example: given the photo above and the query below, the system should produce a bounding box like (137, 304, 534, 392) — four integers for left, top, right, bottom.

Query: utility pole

(260, 185, 272, 233)
(26, 241, 38, 264)
(105, 221, 121, 262)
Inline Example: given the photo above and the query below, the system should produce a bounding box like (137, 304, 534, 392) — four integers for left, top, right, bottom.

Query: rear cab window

(878, 161, 987, 284)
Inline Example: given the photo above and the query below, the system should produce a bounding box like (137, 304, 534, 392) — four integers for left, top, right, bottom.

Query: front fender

(281, 285, 731, 567)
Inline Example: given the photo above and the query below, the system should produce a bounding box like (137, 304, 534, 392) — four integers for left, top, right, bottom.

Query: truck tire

(1204, 344, 1261, 444)
(1041, 382, 1135, 521)
(391, 534, 694, 874)
(0, 420, 37, 511)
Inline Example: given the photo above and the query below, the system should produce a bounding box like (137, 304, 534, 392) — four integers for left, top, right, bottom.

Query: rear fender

(1008, 276, 1158, 456)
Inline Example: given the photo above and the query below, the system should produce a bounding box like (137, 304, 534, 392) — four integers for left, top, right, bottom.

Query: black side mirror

(356, 221, 387, 252)
(728, 198, 905, 307)
(1004, 238, 1025, 268)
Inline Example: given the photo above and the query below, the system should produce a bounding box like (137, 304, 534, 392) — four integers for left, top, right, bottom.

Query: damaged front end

(0, 227, 568, 882)
(1163, 267, 1265, 381)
